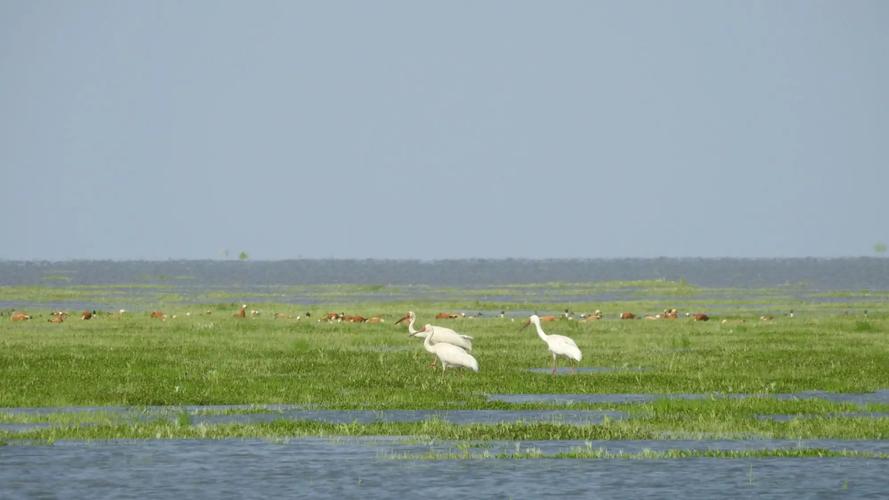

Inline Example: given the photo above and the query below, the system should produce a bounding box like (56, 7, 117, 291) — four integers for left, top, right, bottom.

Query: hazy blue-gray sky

(2, 0, 887, 260)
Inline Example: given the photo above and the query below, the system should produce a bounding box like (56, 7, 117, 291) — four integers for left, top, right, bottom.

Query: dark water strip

(489, 390, 889, 405)
(756, 412, 889, 422)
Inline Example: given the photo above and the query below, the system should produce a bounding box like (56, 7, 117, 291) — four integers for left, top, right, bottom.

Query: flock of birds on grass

(389, 310, 579, 375)
(4, 303, 815, 376)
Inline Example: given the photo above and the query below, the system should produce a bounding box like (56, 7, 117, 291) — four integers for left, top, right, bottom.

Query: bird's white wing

(431, 325, 461, 336)
(435, 343, 479, 372)
(429, 327, 473, 351)
(430, 324, 473, 341)
(550, 334, 577, 348)
(549, 335, 582, 361)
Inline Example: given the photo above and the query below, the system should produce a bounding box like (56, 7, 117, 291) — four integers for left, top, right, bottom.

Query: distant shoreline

(1, 257, 883, 263)
(1, 258, 887, 289)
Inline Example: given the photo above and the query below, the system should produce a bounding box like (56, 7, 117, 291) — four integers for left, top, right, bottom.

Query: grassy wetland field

(1, 281, 888, 453)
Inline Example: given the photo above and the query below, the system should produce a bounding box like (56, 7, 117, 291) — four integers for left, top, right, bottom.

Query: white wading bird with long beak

(411, 324, 478, 374)
(521, 314, 582, 375)
(395, 311, 473, 351)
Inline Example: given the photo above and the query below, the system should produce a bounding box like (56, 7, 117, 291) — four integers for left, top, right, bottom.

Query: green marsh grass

(4, 414, 889, 443)
(1, 282, 887, 445)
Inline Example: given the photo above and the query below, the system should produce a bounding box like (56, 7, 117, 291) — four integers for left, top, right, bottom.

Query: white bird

(522, 314, 582, 375)
(395, 311, 473, 351)
(411, 324, 478, 373)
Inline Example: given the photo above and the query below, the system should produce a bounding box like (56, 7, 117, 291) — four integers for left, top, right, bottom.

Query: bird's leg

(552, 354, 558, 376)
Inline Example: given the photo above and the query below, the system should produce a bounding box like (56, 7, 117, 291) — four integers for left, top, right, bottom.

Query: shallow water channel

(0, 406, 626, 432)
(488, 390, 889, 405)
(1, 438, 887, 498)
(3, 404, 888, 497)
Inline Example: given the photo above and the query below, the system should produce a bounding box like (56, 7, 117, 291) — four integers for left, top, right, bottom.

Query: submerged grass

(3, 413, 889, 442)
(0, 411, 126, 426)
(387, 447, 889, 460)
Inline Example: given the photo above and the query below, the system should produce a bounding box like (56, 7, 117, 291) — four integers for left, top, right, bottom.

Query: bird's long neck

(423, 328, 435, 353)
(533, 321, 549, 342)
(407, 316, 418, 335)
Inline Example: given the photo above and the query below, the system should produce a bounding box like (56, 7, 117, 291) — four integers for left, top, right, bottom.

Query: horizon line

(1, 256, 886, 264)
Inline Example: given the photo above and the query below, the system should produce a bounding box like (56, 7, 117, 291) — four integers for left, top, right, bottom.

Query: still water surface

(2, 439, 886, 499)
(489, 390, 889, 405)
(6, 258, 889, 288)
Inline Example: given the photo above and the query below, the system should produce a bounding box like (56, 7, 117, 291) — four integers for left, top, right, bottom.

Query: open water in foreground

(2, 398, 889, 498)
(2, 438, 887, 499)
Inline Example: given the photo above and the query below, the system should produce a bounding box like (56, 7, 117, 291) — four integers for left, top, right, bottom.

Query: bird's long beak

(519, 320, 530, 330)
(395, 315, 409, 325)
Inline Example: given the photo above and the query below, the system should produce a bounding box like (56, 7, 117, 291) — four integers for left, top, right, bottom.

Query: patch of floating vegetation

(386, 447, 889, 460)
(380, 434, 889, 460)
(756, 412, 889, 422)
(457, 438, 889, 456)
